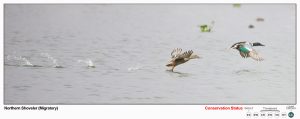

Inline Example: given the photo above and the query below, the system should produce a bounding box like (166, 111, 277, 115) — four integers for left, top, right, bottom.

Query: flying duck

(166, 48, 200, 72)
(230, 41, 265, 61)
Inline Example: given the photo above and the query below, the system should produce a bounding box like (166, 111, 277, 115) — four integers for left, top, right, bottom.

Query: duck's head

(230, 43, 240, 49)
(190, 54, 200, 59)
(252, 42, 265, 46)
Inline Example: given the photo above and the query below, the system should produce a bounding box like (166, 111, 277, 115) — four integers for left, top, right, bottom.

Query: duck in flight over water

(230, 41, 265, 61)
(166, 48, 200, 72)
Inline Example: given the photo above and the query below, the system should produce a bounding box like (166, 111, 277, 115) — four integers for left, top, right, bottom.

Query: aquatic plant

(199, 21, 215, 32)
(233, 4, 241, 8)
(199, 25, 210, 32)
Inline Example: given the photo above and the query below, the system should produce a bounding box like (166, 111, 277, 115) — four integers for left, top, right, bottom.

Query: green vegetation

(233, 4, 241, 8)
(199, 25, 211, 32)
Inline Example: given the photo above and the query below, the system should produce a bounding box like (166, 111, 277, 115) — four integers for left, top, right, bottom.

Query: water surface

(4, 4, 296, 104)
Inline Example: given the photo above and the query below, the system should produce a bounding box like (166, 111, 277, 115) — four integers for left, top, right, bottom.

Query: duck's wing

(239, 51, 249, 58)
(249, 50, 264, 61)
(171, 48, 182, 58)
(177, 50, 193, 59)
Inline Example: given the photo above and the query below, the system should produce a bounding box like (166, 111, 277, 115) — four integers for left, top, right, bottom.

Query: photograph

(4, 4, 296, 104)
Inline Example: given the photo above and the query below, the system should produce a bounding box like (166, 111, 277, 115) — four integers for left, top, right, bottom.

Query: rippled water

(4, 4, 295, 104)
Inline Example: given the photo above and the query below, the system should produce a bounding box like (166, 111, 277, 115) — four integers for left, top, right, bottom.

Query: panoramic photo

(4, 4, 295, 104)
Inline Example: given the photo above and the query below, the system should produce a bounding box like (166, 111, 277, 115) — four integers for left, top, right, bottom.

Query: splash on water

(5, 54, 35, 67)
(78, 59, 95, 68)
(22, 57, 34, 66)
(127, 65, 143, 71)
(41, 53, 63, 68)
(128, 67, 140, 71)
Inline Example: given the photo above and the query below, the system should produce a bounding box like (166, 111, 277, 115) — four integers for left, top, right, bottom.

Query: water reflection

(235, 69, 251, 74)
(166, 70, 192, 78)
